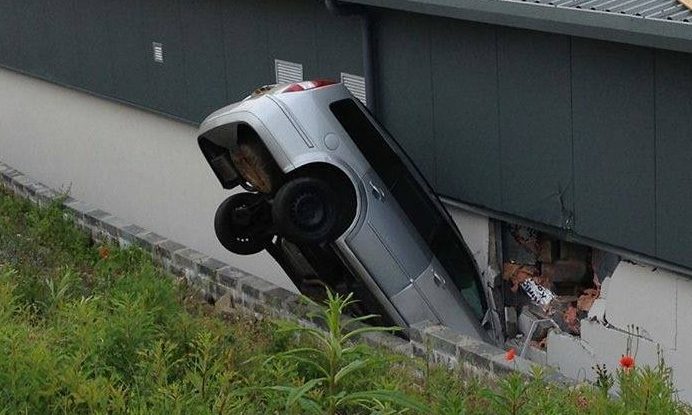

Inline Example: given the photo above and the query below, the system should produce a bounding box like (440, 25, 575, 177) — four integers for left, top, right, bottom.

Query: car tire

(272, 176, 347, 244)
(214, 192, 273, 255)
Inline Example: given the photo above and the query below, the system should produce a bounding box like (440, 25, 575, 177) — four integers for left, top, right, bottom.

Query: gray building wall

(1, 0, 691, 270)
(374, 10, 692, 269)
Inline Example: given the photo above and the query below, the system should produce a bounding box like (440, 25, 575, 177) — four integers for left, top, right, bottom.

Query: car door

(345, 169, 434, 325)
(329, 98, 486, 337)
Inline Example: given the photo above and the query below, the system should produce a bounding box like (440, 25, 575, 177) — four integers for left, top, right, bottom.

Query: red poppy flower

(98, 246, 110, 260)
(505, 348, 516, 362)
(619, 355, 635, 371)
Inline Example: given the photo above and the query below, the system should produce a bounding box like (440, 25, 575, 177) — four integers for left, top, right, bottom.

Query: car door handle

(432, 271, 446, 287)
(369, 181, 385, 201)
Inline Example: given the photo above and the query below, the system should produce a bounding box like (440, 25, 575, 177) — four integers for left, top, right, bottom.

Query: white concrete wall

(0, 68, 292, 289)
(547, 261, 692, 402)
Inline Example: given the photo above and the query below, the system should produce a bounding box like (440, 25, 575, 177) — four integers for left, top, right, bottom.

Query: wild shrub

(0, 189, 691, 414)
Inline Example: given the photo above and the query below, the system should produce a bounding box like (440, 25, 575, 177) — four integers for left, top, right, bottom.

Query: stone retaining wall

(0, 159, 571, 383)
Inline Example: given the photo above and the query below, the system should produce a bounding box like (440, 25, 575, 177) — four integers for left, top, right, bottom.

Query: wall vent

(152, 42, 164, 63)
(341, 73, 367, 106)
(275, 59, 303, 84)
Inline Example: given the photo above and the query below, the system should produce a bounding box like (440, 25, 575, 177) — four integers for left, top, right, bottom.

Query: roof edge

(343, 0, 692, 54)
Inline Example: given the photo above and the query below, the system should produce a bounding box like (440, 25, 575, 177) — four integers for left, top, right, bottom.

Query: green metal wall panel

(572, 38, 656, 255)
(141, 0, 187, 116)
(497, 28, 573, 227)
(221, 0, 273, 101)
(376, 11, 435, 183)
(108, 0, 151, 106)
(180, 0, 227, 122)
(655, 50, 692, 269)
(431, 19, 501, 210)
(17, 0, 79, 84)
(73, 0, 115, 95)
(266, 0, 319, 79)
(315, 12, 363, 80)
(0, 0, 21, 68)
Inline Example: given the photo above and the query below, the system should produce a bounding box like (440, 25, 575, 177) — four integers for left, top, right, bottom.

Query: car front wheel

(272, 176, 348, 244)
(214, 192, 274, 255)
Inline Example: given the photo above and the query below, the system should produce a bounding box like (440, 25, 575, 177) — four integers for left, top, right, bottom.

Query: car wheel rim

(290, 192, 326, 230)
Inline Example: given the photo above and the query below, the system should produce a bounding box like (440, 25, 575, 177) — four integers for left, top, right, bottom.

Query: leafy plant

(253, 289, 430, 414)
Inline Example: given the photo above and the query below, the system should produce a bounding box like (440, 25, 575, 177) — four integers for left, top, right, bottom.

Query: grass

(0, 186, 690, 414)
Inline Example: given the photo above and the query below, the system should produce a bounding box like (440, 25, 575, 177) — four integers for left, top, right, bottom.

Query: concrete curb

(0, 160, 574, 383)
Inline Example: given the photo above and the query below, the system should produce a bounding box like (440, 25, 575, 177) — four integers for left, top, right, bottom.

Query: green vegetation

(0, 187, 690, 414)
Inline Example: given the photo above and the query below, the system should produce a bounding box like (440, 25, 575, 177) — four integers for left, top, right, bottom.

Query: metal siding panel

(572, 39, 655, 255)
(73, 0, 115, 95)
(431, 19, 501, 210)
(180, 0, 227, 122)
(265, 0, 319, 80)
(221, 0, 273, 101)
(314, 11, 363, 79)
(655, 50, 692, 268)
(108, 0, 152, 106)
(498, 28, 573, 227)
(141, 0, 187, 118)
(377, 12, 435, 184)
(0, 1, 21, 68)
(17, 0, 78, 83)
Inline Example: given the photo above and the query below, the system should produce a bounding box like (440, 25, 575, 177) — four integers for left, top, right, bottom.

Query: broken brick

(538, 238, 558, 263)
(577, 288, 600, 312)
(503, 263, 540, 292)
(541, 260, 588, 284)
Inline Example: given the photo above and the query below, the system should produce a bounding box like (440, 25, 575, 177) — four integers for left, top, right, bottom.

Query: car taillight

(283, 79, 337, 93)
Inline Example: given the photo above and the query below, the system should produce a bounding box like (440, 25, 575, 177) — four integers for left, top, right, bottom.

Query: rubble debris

(518, 308, 554, 341)
(577, 287, 600, 312)
(500, 223, 608, 343)
(587, 298, 606, 323)
(520, 278, 555, 308)
(503, 262, 541, 292)
(502, 224, 540, 265)
(541, 260, 587, 284)
(563, 304, 581, 335)
(504, 306, 518, 337)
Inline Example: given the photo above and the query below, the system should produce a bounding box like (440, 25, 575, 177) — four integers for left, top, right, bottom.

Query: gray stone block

(427, 325, 467, 357)
(35, 187, 60, 205)
(408, 320, 437, 344)
(173, 248, 208, 272)
(263, 286, 300, 309)
(199, 257, 227, 279)
(134, 232, 167, 253)
(120, 224, 146, 245)
(100, 215, 130, 238)
(155, 239, 186, 260)
(217, 266, 249, 290)
(241, 276, 277, 301)
(84, 209, 110, 228)
(64, 200, 97, 220)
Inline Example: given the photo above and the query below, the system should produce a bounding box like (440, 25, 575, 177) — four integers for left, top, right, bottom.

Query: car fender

(199, 109, 294, 173)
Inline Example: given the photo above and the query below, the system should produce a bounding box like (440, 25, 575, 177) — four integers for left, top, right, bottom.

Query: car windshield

(329, 98, 485, 317)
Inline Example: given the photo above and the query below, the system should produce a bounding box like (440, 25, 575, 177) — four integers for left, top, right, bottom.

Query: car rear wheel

(272, 176, 349, 244)
(214, 192, 274, 255)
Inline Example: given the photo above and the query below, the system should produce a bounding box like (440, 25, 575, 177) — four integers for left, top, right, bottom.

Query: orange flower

(98, 246, 110, 260)
(505, 348, 516, 362)
(619, 355, 635, 371)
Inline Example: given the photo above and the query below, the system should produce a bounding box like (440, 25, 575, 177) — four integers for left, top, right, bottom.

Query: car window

(329, 98, 485, 317)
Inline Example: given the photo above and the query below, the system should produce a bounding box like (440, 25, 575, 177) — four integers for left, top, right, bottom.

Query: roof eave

(343, 0, 692, 54)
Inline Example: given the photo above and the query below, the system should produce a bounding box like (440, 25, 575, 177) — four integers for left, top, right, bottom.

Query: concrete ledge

(0, 159, 571, 382)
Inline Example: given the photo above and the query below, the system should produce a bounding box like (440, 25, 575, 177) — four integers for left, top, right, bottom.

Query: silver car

(198, 80, 486, 339)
